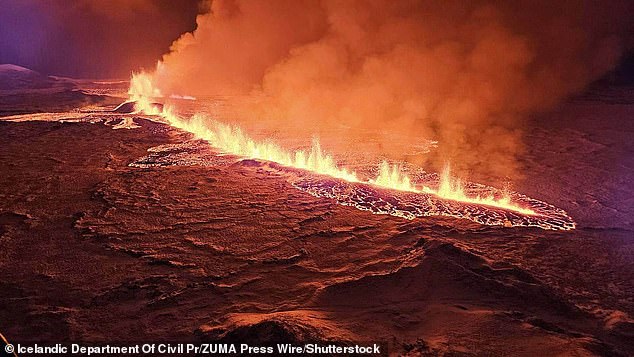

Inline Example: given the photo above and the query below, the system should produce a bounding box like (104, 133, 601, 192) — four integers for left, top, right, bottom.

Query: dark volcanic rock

(113, 101, 137, 113)
(199, 319, 325, 344)
(1, 81, 633, 355)
(112, 101, 163, 114)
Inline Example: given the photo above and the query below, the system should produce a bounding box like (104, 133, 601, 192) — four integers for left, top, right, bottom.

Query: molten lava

(128, 72, 536, 217)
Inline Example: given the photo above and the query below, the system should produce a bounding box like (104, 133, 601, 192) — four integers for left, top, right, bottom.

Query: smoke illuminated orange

(128, 72, 536, 216)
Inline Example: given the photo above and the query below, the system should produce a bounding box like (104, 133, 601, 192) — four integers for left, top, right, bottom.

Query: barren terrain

(0, 75, 633, 355)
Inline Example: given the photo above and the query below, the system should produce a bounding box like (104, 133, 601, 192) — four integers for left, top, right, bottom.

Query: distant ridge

(0, 63, 73, 91)
(0, 63, 115, 117)
(0, 64, 37, 73)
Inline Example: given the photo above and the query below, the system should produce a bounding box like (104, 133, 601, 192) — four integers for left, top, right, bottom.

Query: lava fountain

(127, 71, 574, 229)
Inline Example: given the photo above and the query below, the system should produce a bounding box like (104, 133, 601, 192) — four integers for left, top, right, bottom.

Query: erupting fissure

(128, 72, 536, 216)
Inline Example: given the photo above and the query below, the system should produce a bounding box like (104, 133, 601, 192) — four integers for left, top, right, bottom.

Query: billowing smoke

(147, 0, 634, 181)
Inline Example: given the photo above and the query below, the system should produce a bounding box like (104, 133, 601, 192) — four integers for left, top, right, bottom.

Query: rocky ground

(0, 78, 632, 355)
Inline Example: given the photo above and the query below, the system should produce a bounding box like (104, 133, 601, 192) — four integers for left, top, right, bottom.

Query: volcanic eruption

(127, 70, 577, 230)
(116, 0, 632, 231)
(139, 0, 632, 178)
(2, 0, 634, 355)
(116, 0, 634, 230)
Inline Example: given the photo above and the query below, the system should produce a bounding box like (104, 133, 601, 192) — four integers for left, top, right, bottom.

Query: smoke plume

(147, 0, 634, 181)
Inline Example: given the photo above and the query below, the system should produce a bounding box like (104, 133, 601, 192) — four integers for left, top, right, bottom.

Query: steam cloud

(146, 0, 634, 181)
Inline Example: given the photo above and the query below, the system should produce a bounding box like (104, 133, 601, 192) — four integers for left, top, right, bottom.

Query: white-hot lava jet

(126, 71, 577, 228)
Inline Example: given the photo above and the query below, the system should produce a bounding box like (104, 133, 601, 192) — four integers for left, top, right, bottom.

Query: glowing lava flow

(174, 115, 359, 183)
(128, 72, 535, 216)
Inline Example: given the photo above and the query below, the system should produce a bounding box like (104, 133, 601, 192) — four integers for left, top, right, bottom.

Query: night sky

(1, 0, 633, 83)
(0, 0, 201, 78)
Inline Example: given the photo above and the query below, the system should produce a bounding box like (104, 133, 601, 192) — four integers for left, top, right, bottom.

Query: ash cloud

(151, 0, 633, 180)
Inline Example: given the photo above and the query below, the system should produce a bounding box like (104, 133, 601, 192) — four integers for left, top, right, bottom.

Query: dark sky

(0, 0, 201, 78)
